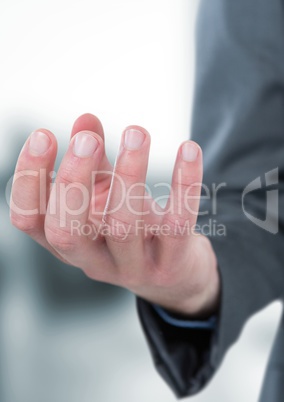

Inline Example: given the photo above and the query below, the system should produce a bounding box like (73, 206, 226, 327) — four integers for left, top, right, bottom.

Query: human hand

(10, 113, 219, 317)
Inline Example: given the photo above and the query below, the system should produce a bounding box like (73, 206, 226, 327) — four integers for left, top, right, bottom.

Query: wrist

(162, 235, 220, 319)
(131, 235, 220, 320)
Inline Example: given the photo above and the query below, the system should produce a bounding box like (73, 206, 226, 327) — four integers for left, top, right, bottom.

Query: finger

(71, 113, 113, 220)
(71, 113, 105, 141)
(10, 129, 71, 262)
(71, 113, 111, 171)
(103, 126, 151, 264)
(158, 141, 203, 259)
(44, 130, 109, 267)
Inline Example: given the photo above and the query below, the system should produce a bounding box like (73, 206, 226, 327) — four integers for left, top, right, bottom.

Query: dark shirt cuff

(152, 304, 217, 330)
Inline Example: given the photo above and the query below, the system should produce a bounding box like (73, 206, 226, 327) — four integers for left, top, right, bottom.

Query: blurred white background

(0, 0, 198, 178)
(0, 0, 282, 401)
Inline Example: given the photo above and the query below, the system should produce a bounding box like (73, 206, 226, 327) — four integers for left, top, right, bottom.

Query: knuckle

(10, 213, 39, 235)
(58, 167, 78, 186)
(58, 164, 88, 187)
(162, 215, 190, 238)
(173, 176, 200, 192)
(114, 165, 138, 181)
(106, 230, 134, 244)
(45, 225, 77, 252)
(173, 179, 191, 191)
(102, 215, 136, 244)
(108, 235, 129, 244)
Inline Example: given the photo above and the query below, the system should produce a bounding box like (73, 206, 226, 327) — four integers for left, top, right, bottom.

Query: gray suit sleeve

(137, 0, 284, 398)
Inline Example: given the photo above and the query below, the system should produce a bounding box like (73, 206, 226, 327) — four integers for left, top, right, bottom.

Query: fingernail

(29, 131, 51, 156)
(124, 129, 145, 150)
(182, 142, 199, 162)
(73, 132, 99, 157)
